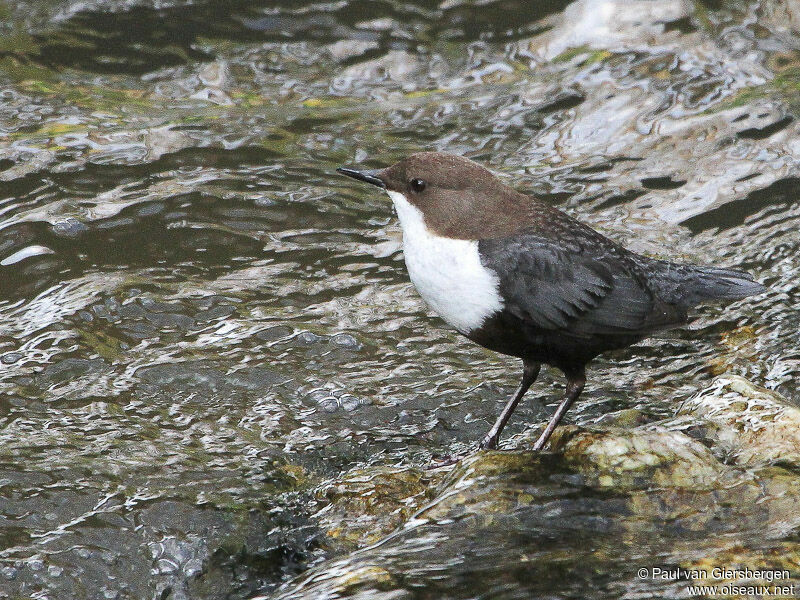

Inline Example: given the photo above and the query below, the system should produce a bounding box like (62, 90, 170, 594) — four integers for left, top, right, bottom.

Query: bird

(337, 152, 764, 452)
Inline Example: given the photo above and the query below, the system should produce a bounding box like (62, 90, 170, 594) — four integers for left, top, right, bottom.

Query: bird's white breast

(386, 191, 503, 334)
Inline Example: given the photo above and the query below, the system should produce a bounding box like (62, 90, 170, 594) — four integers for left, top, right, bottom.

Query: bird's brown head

(337, 152, 528, 239)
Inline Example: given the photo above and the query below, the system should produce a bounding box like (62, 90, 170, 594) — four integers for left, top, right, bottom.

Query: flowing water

(0, 0, 798, 598)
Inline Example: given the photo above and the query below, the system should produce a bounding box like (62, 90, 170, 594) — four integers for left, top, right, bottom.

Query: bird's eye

(409, 178, 426, 193)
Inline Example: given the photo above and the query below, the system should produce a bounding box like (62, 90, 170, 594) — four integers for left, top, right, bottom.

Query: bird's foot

(425, 453, 465, 470)
(425, 435, 505, 470)
(478, 435, 498, 450)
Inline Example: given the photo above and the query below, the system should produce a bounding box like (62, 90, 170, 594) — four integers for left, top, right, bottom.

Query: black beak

(336, 167, 386, 189)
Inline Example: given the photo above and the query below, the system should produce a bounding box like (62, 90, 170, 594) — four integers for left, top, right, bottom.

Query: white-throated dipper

(337, 152, 765, 452)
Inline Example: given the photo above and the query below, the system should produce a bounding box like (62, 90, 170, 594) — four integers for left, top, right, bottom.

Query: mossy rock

(678, 375, 800, 468)
(315, 466, 436, 549)
(515, 426, 728, 491)
(279, 426, 800, 599)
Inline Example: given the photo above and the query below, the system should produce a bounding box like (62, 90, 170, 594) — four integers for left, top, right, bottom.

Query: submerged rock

(542, 427, 728, 491)
(274, 426, 800, 599)
(675, 374, 800, 468)
(315, 466, 435, 550)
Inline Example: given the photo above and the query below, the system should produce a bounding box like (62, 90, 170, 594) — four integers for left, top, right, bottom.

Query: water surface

(0, 0, 798, 598)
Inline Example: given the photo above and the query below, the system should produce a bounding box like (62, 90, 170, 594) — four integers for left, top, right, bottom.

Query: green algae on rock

(315, 466, 436, 550)
(538, 427, 728, 491)
(274, 427, 800, 599)
(676, 375, 800, 468)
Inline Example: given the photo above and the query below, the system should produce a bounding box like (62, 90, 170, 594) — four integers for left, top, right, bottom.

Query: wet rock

(538, 427, 727, 491)
(676, 375, 800, 468)
(594, 407, 647, 428)
(315, 466, 435, 550)
(276, 427, 800, 599)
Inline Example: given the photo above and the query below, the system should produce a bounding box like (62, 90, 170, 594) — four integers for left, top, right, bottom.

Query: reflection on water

(0, 0, 798, 598)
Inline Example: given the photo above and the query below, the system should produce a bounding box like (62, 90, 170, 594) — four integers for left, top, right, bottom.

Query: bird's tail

(653, 262, 766, 307)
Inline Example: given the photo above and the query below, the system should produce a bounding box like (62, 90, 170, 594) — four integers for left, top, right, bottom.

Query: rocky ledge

(265, 375, 800, 599)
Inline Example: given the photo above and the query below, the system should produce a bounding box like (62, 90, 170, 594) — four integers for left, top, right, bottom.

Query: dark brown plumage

(338, 152, 765, 452)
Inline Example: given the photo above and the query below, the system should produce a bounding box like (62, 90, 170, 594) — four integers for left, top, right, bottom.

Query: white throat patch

(386, 190, 503, 334)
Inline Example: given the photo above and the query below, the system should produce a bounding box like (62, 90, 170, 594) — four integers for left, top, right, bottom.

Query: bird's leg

(479, 361, 541, 450)
(531, 369, 585, 451)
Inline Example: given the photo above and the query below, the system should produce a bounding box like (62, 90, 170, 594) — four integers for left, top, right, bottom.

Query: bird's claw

(425, 435, 501, 470)
(425, 453, 464, 470)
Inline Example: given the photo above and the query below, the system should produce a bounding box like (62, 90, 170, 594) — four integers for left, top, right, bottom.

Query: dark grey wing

(478, 234, 671, 336)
